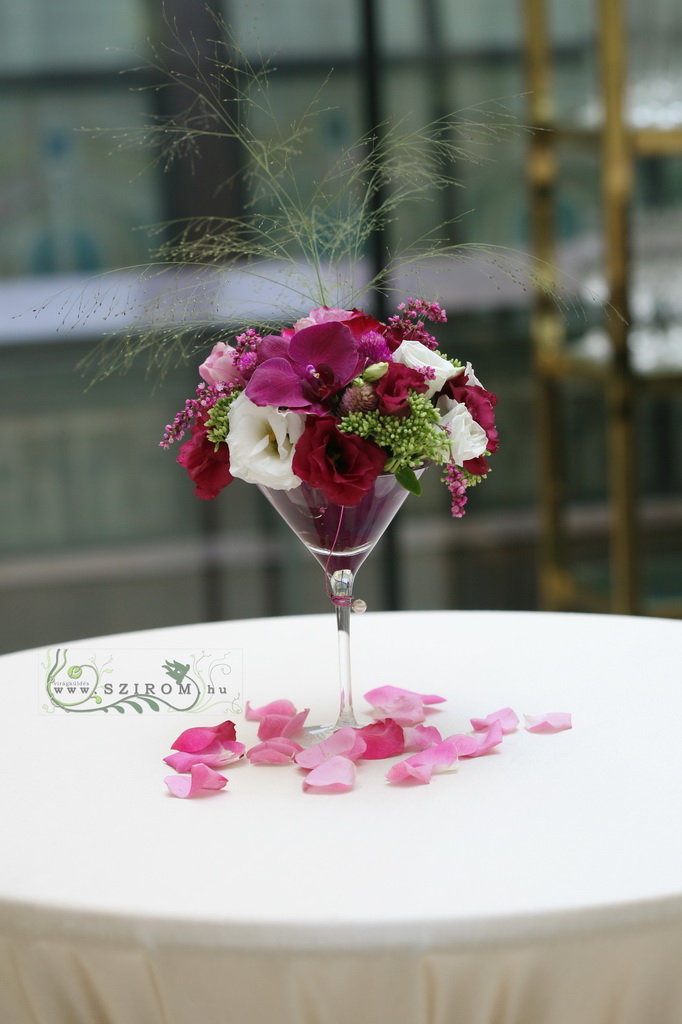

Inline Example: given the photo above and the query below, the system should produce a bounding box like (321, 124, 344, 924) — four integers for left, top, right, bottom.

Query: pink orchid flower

(355, 718, 405, 759)
(164, 763, 228, 798)
(245, 322, 360, 413)
(302, 755, 357, 791)
(247, 737, 304, 764)
(470, 707, 519, 734)
(294, 726, 366, 769)
(386, 737, 461, 785)
(524, 712, 572, 733)
(164, 741, 245, 773)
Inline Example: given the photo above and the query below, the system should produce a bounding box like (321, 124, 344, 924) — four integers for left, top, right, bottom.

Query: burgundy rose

(292, 415, 387, 505)
(462, 455, 490, 476)
(441, 373, 499, 453)
(374, 362, 429, 416)
(177, 415, 233, 500)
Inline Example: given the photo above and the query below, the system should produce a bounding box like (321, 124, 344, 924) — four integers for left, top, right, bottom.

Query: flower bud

(361, 361, 389, 382)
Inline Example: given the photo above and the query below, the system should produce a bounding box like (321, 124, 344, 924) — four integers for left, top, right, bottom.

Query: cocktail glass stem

(328, 568, 357, 728)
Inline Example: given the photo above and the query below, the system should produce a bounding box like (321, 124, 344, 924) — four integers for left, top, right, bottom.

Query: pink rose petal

(524, 712, 572, 733)
(443, 733, 479, 757)
(369, 693, 428, 727)
(281, 708, 310, 738)
(302, 755, 356, 791)
(171, 719, 236, 753)
(403, 724, 443, 750)
(295, 726, 366, 769)
(470, 707, 519, 734)
(246, 699, 298, 721)
(364, 685, 446, 706)
(247, 738, 304, 764)
(163, 741, 245, 773)
(386, 761, 435, 784)
(355, 718, 405, 759)
(257, 707, 310, 740)
(164, 763, 228, 798)
(459, 720, 504, 757)
(386, 737, 461, 784)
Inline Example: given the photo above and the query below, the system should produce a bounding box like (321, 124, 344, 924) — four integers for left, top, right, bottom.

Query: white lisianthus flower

(464, 361, 483, 388)
(227, 393, 304, 489)
(392, 338, 464, 399)
(438, 397, 488, 465)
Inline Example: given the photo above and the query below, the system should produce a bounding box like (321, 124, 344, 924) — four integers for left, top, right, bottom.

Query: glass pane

(225, 0, 358, 57)
(0, 91, 161, 277)
(0, 0, 148, 72)
(548, 0, 599, 126)
(626, 0, 682, 127)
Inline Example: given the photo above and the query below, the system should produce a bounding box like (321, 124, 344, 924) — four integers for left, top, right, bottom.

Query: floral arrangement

(161, 298, 498, 515)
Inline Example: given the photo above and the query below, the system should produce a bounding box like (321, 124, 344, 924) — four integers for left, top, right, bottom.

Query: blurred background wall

(1, 0, 681, 653)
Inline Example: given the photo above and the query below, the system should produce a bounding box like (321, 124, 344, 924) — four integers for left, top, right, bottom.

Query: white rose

(227, 393, 304, 489)
(392, 338, 463, 399)
(438, 398, 488, 465)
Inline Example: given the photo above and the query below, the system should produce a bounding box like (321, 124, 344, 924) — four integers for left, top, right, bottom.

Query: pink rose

(293, 307, 357, 331)
(290, 307, 384, 344)
(292, 415, 387, 505)
(199, 342, 243, 386)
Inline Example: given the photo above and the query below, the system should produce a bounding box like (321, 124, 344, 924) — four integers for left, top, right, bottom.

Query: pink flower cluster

(162, 692, 571, 797)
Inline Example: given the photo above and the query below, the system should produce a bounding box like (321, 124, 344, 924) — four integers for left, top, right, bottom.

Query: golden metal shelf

(523, 0, 682, 617)
(545, 125, 682, 157)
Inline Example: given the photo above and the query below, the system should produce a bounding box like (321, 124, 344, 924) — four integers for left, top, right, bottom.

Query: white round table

(2, 610, 682, 1024)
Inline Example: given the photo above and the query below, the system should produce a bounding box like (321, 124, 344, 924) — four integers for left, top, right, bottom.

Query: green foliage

(206, 392, 239, 446)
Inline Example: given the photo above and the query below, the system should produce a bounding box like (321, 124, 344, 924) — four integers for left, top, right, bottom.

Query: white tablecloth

(2, 610, 682, 1023)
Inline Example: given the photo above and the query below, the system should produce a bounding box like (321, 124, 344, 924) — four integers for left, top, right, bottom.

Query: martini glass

(258, 469, 424, 736)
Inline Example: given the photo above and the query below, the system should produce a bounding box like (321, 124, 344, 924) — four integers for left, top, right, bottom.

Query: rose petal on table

(443, 733, 480, 757)
(302, 755, 356, 791)
(402, 724, 443, 750)
(524, 712, 572, 733)
(355, 718, 405, 759)
(281, 708, 310, 737)
(386, 737, 461, 784)
(458, 720, 504, 757)
(364, 685, 446, 707)
(164, 763, 228, 798)
(294, 726, 367, 769)
(163, 741, 245, 773)
(245, 699, 298, 721)
(247, 738, 304, 764)
(470, 707, 519, 734)
(170, 719, 237, 753)
(386, 761, 435, 785)
(369, 693, 428, 727)
(257, 707, 310, 740)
